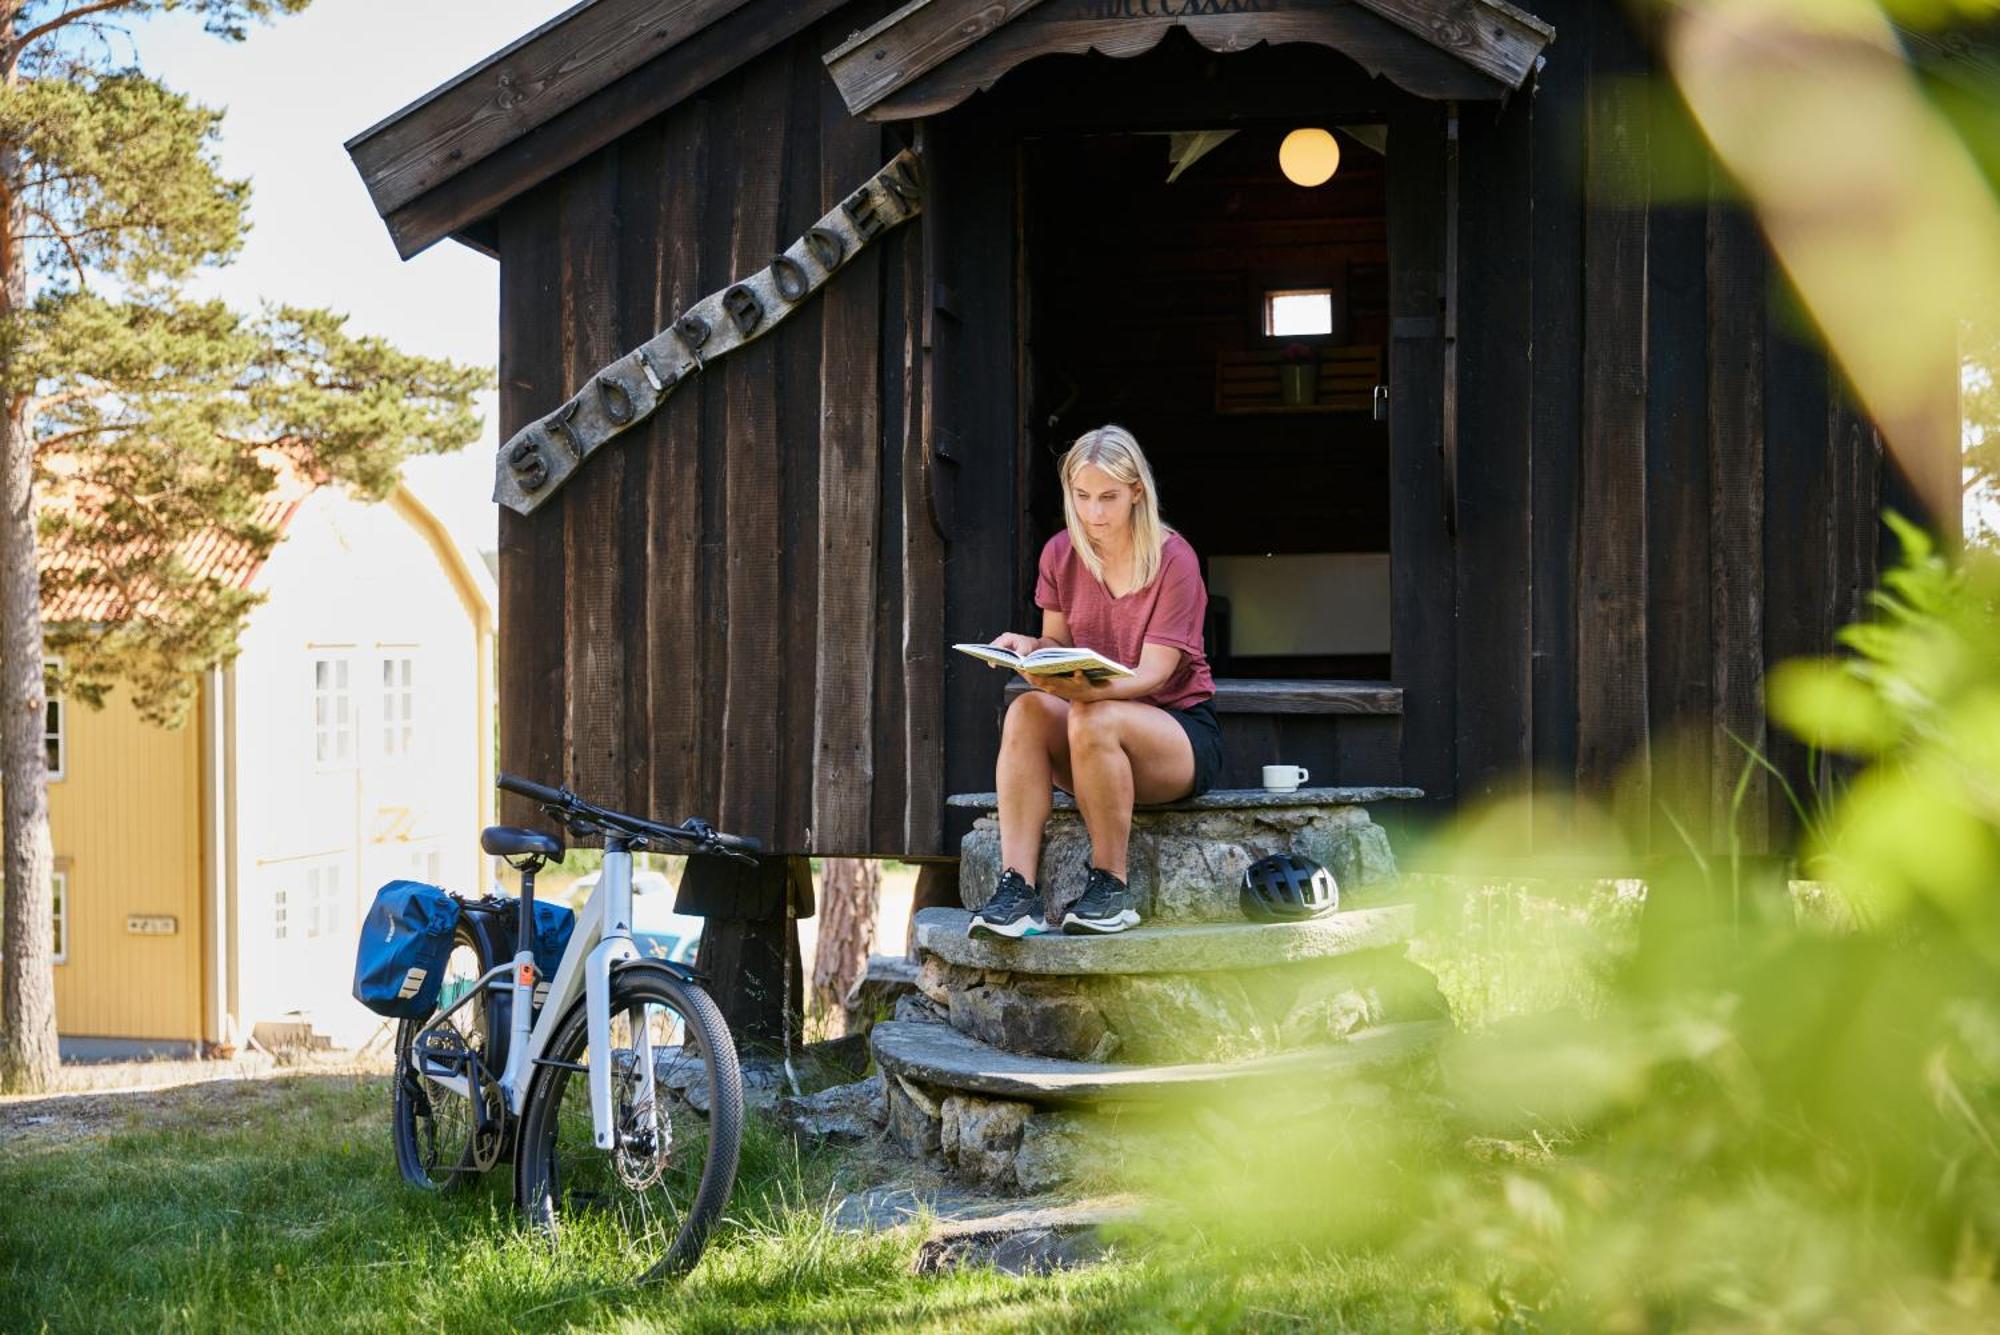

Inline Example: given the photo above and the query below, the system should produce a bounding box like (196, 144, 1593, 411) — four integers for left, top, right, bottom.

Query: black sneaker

(968, 868, 1047, 939)
(1061, 868, 1140, 936)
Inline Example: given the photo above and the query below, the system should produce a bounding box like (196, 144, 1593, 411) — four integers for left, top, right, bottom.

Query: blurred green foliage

(1142, 520, 2000, 1330)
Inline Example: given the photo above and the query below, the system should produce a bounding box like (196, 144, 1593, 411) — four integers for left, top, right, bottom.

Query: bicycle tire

(391, 923, 501, 1191)
(515, 964, 743, 1281)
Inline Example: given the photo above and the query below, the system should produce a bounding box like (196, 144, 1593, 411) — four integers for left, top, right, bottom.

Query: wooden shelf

(1211, 403, 1373, 416)
(1002, 677, 1401, 716)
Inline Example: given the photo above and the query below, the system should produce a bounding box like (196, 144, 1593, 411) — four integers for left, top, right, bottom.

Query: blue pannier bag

(354, 881, 462, 1018)
(530, 900, 576, 981)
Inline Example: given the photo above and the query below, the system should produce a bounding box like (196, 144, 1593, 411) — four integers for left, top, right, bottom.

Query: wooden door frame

(1385, 97, 1456, 810)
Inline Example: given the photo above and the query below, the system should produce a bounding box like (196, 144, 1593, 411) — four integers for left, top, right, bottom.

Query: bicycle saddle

(480, 826, 563, 859)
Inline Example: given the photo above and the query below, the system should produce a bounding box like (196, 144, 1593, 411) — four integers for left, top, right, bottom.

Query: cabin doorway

(1022, 125, 1393, 683)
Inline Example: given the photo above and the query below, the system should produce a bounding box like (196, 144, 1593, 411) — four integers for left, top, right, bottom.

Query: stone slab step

(913, 905, 1413, 976)
(829, 1184, 1142, 1235)
(957, 790, 1407, 924)
(871, 1017, 1447, 1106)
(947, 785, 1422, 812)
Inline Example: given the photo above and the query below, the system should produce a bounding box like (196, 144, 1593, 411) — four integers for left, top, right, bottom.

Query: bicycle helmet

(1240, 853, 1339, 922)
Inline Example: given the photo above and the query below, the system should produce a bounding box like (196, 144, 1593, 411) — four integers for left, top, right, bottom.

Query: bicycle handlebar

(497, 772, 762, 856)
(497, 772, 567, 807)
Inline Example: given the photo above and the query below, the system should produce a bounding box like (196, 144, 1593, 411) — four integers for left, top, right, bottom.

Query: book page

(952, 643, 1025, 670)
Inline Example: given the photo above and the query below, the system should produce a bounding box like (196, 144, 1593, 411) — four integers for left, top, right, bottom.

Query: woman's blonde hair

(1060, 424, 1173, 591)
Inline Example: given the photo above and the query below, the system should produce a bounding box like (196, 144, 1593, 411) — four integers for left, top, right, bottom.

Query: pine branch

(34, 421, 135, 450)
(26, 204, 88, 288)
(12, 0, 136, 57)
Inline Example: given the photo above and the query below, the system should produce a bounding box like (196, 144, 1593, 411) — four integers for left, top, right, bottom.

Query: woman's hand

(1034, 670, 1100, 703)
(987, 632, 1041, 660)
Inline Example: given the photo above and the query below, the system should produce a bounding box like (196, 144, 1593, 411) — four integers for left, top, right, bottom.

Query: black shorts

(1167, 699, 1224, 799)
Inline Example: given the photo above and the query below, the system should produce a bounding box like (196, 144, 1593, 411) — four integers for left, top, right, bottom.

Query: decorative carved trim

(492, 150, 925, 515)
(825, 0, 1555, 121)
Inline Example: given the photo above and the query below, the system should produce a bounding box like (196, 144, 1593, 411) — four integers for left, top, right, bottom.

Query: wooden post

(678, 853, 814, 1053)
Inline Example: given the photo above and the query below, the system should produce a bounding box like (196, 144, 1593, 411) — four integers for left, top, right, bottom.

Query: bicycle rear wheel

(516, 965, 742, 1281)
(392, 925, 500, 1191)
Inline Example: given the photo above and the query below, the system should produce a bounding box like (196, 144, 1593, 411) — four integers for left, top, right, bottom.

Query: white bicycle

(392, 773, 760, 1280)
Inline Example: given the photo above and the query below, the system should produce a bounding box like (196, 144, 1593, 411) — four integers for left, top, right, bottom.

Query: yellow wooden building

(45, 486, 495, 1057)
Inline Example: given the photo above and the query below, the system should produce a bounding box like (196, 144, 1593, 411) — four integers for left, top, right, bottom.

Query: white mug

(1262, 764, 1310, 792)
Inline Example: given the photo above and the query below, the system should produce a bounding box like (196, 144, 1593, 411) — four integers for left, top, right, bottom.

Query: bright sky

(137, 0, 573, 559)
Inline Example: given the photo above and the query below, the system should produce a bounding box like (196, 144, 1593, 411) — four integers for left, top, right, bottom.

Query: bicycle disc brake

(610, 1048, 671, 1191)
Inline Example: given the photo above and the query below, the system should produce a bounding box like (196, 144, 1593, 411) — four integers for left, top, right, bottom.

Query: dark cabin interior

(1023, 123, 1392, 683)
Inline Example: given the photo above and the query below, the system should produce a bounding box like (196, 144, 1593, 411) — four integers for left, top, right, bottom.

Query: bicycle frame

(411, 835, 652, 1152)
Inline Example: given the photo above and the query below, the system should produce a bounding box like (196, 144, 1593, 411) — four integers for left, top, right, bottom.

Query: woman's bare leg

(1065, 700, 1196, 881)
(996, 691, 1072, 884)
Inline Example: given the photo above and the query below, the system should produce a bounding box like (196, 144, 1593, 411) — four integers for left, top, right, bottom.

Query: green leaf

(1766, 658, 1901, 755)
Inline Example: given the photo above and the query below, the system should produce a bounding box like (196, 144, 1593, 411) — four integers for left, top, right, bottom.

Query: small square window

(381, 656, 415, 758)
(43, 658, 63, 781)
(313, 657, 354, 767)
(52, 869, 68, 964)
(1265, 288, 1333, 338)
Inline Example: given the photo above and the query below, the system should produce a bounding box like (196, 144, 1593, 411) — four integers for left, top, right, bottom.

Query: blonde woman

(971, 425, 1222, 939)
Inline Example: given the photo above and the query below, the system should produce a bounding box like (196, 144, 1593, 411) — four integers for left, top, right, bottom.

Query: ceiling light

(1279, 128, 1340, 187)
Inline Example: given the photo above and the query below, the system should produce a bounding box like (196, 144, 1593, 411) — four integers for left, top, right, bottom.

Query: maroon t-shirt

(1033, 530, 1215, 711)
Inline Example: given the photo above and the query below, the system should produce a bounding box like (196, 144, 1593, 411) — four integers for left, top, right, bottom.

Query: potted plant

(1279, 342, 1317, 406)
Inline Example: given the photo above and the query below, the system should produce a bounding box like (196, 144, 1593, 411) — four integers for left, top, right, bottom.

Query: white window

(279, 863, 346, 941)
(1264, 288, 1334, 337)
(313, 657, 354, 766)
(51, 869, 67, 964)
(381, 656, 415, 757)
(43, 658, 63, 781)
(312, 863, 347, 939)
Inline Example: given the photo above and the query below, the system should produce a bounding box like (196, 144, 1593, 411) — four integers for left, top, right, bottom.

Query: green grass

(0, 1073, 1459, 1333)
(0, 881, 1612, 1333)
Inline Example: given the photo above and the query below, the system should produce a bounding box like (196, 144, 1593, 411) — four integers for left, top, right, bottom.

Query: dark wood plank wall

(498, 189, 569, 834)
(1642, 67, 1712, 851)
(1453, 95, 1534, 809)
(927, 107, 1018, 852)
(1443, 0, 1890, 853)
(1526, 0, 1587, 843)
(495, 14, 951, 856)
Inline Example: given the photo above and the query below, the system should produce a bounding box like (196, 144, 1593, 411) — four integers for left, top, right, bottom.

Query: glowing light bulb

(1279, 128, 1340, 187)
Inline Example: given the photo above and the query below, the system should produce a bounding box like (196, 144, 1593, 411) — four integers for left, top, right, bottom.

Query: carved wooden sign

(494, 149, 925, 515)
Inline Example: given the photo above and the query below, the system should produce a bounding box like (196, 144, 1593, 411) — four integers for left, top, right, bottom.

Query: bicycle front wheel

(516, 966, 743, 1281)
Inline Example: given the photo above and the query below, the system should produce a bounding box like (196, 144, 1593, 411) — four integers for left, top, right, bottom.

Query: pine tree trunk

(0, 35, 60, 1090)
(812, 858, 880, 1036)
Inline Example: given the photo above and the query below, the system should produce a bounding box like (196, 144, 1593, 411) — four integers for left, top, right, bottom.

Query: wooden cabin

(349, 0, 1957, 863)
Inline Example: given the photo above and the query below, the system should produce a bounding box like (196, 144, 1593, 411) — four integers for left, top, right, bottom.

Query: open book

(953, 643, 1136, 682)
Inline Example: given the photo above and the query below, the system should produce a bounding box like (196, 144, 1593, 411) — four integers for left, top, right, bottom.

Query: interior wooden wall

(1022, 128, 1392, 579)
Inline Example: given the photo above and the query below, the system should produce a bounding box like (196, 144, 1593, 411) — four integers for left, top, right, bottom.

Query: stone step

(870, 1017, 1447, 1106)
(953, 786, 1416, 924)
(913, 905, 1413, 976)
